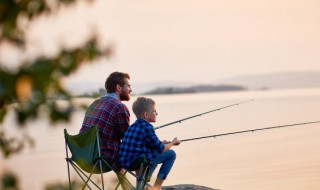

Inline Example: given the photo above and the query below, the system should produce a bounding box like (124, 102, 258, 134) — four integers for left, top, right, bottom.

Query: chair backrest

(64, 126, 112, 173)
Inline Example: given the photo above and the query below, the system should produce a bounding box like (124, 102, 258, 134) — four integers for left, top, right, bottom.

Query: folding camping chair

(64, 126, 150, 190)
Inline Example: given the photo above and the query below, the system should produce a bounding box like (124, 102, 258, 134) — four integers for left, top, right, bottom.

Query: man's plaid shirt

(118, 118, 165, 169)
(80, 93, 130, 170)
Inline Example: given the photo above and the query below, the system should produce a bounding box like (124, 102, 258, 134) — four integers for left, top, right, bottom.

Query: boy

(119, 97, 180, 190)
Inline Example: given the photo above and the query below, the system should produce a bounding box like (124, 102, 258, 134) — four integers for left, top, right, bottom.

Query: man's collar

(106, 92, 120, 101)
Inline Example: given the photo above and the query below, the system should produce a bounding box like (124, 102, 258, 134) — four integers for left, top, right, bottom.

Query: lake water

(1, 88, 320, 190)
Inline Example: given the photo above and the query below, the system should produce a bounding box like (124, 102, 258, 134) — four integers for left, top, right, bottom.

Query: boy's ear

(143, 112, 148, 119)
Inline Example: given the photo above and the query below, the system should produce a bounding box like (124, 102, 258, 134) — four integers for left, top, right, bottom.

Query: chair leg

(136, 163, 148, 190)
(143, 166, 150, 188)
(82, 171, 95, 190)
(65, 141, 72, 190)
(66, 160, 72, 190)
(70, 162, 105, 190)
(116, 171, 135, 190)
(69, 163, 94, 190)
(81, 161, 106, 190)
(100, 159, 135, 190)
(98, 160, 105, 190)
(115, 182, 121, 190)
(115, 171, 127, 190)
(68, 160, 98, 190)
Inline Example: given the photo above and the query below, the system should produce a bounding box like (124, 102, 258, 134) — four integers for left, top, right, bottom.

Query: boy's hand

(162, 140, 170, 144)
(172, 137, 180, 145)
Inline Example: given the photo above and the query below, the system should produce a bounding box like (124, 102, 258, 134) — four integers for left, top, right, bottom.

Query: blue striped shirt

(118, 118, 165, 168)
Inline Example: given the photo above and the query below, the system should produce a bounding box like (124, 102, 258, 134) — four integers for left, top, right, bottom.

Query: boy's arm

(144, 125, 165, 153)
(162, 137, 180, 153)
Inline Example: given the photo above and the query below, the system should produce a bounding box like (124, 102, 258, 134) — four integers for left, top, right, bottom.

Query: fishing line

(154, 99, 254, 130)
(180, 120, 320, 142)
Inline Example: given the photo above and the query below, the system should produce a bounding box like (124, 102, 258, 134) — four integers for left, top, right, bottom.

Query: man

(80, 71, 132, 171)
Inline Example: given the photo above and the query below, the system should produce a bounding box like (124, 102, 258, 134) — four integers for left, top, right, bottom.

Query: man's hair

(105, 72, 130, 93)
(132, 97, 155, 118)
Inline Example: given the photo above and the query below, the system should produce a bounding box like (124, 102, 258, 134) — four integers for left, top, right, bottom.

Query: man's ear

(116, 84, 122, 92)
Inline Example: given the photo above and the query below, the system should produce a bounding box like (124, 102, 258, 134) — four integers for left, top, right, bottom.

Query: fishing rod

(180, 120, 320, 142)
(154, 99, 254, 130)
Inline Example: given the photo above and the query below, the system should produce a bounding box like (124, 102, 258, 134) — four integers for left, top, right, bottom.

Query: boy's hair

(132, 97, 155, 118)
(105, 72, 130, 93)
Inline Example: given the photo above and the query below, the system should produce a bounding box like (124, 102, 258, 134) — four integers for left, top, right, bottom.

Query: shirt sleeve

(144, 124, 165, 153)
(116, 103, 130, 139)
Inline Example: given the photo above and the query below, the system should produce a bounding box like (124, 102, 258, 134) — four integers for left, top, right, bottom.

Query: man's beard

(120, 91, 130, 101)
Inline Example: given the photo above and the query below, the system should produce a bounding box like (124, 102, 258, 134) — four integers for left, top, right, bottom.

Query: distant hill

(144, 84, 246, 95)
(218, 71, 320, 90)
(142, 71, 320, 95)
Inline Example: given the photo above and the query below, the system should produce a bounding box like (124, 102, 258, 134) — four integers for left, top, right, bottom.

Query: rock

(162, 184, 219, 190)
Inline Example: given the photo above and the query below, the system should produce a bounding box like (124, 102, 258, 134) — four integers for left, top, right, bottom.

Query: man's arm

(116, 104, 130, 138)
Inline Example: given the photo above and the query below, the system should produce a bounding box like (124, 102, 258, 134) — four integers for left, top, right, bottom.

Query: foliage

(0, 0, 112, 157)
(0, 171, 19, 190)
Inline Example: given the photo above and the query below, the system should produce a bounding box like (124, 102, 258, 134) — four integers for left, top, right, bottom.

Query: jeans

(148, 150, 176, 180)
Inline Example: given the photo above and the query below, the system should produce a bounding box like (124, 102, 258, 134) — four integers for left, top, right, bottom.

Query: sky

(3, 0, 320, 93)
